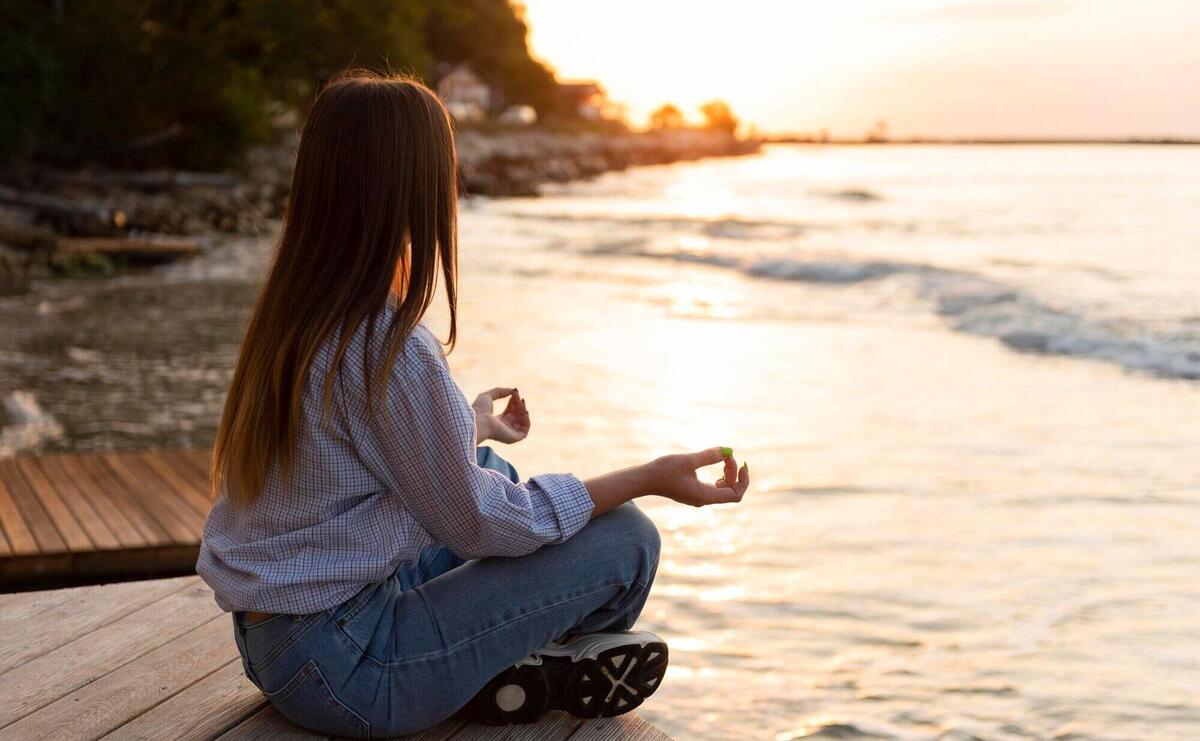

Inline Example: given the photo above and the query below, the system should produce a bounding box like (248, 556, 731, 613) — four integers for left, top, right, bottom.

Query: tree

(699, 100, 738, 135)
(649, 104, 685, 130)
(424, 0, 563, 116)
(0, 0, 565, 168)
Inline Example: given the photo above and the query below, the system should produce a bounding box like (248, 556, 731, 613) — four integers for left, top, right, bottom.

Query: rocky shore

(456, 126, 760, 196)
(0, 127, 759, 293)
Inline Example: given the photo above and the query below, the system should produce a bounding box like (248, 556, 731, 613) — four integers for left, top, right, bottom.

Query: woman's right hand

(649, 447, 750, 507)
(583, 446, 749, 517)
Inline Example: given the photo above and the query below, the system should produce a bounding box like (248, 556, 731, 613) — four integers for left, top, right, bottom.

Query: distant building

(499, 104, 538, 126)
(558, 81, 607, 121)
(437, 64, 492, 122)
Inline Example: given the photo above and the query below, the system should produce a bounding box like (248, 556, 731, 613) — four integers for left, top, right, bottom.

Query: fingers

(711, 460, 750, 500)
(480, 387, 516, 401)
(722, 454, 738, 486)
(686, 446, 727, 469)
(502, 390, 530, 430)
(732, 461, 750, 498)
(694, 480, 743, 505)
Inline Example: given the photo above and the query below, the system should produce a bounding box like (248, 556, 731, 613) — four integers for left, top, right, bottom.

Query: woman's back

(199, 319, 436, 614)
(199, 318, 594, 615)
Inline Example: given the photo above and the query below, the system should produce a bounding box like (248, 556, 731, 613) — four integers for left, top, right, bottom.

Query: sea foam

(634, 246, 1200, 380)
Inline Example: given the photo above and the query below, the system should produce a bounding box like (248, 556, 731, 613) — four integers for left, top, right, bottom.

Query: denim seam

(270, 659, 371, 737)
(336, 588, 375, 625)
(350, 580, 627, 668)
(254, 613, 326, 670)
(415, 588, 449, 649)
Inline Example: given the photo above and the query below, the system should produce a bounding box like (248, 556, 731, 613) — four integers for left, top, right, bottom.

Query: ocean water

(2, 145, 1199, 739)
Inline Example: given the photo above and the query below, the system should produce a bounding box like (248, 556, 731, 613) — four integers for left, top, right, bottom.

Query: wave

(818, 187, 884, 202)
(924, 271, 1200, 380)
(746, 258, 914, 283)
(602, 245, 1200, 380)
(501, 210, 808, 239)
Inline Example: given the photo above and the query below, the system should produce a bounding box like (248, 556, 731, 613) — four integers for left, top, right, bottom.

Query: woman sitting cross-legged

(197, 71, 750, 739)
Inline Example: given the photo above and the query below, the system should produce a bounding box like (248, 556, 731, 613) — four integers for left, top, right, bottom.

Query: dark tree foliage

(424, 0, 564, 116)
(0, 2, 59, 159)
(0, 0, 564, 169)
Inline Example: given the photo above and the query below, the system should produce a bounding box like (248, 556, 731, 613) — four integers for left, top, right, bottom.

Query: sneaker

(465, 631, 669, 725)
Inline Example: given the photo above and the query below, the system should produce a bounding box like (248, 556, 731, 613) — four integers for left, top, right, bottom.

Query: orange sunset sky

(519, 0, 1200, 138)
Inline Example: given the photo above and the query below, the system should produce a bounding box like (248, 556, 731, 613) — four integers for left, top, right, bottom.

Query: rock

(0, 126, 761, 248)
(0, 243, 31, 295)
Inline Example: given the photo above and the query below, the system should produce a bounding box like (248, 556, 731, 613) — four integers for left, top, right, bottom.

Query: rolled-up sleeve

(361, 326, 593, 559)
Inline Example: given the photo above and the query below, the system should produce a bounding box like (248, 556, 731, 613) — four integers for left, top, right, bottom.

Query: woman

(197, 71, 750, 739)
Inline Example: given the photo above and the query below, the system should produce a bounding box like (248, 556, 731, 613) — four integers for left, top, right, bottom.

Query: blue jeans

(231, 447, 661, 738)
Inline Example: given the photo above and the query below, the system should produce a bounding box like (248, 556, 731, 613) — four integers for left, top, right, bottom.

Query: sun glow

(519, 0, 1200, 138)
(522, 0, 854, 130)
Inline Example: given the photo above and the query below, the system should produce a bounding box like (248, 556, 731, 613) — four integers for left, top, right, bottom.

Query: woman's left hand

(472, 387, 531, 444)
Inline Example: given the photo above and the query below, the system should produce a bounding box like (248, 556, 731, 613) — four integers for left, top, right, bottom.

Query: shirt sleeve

(361, 325, 594, 559)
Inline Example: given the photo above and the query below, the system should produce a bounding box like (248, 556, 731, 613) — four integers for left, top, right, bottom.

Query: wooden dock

(0, 449, 212, 590)
(0, 576, 671, 740)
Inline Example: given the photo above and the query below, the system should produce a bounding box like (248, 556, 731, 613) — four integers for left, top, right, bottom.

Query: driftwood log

(42, 169, 237, 192)
(0, 220, 59, 250)
(0, 185, 126, 236)
(54, 236, 198, 261)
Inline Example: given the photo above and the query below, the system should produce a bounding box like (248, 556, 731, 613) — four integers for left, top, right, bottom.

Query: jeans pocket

(268, 660, 370, 739)
(242, 614, 321, 672)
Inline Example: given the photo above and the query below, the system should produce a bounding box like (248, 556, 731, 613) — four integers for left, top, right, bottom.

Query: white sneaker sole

(465, 631, 669, 725)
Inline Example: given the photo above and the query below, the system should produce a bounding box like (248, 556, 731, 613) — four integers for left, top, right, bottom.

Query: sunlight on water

(2, 145, 1198, 739)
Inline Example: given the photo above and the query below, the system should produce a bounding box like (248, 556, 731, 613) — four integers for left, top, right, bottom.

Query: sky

(518, 0, 1200, 138)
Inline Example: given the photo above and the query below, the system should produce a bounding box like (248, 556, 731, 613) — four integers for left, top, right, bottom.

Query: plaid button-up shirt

(196, 320, 594, 614)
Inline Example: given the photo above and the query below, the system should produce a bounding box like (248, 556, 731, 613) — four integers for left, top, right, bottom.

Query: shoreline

(0, 126, 760, 292)
(766, 137, 1200, 146)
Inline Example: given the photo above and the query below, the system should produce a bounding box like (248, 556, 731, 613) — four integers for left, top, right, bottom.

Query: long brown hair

(212, 71, 458, 504)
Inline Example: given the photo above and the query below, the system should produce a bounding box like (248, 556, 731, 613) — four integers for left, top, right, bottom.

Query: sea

(2, 144, 1198, 739)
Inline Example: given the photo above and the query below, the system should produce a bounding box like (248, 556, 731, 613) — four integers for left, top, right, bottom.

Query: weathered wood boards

(0, 450, 212, 590)
(0, 577, 672, 740)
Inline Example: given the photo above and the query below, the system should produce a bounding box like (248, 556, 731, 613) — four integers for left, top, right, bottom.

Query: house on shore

(437, 64, 493, 122)
(558, 81, 608, 121)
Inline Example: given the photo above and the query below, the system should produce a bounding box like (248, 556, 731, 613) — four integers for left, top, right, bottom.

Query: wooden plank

(0, 459, 66, 554)
(0, 519, 11, 558)
(0, 576, 194, 675)
(100, 453, 199, 544)
(26, 455, 120, 550)
(213, 707, 473, 741)
(111, 452, 208, 533)
(0, 458, 41, 556)
(0, 581, 222, 727)
(0, 614, 233, 739)
(406, 718, 472, 740)
(451, 712, 580, 741)
(211, 706, 327, 741)
(0, 458, 40, 556)
(14, 457, 92, 552)
(176, 448, 213, 482)
(51, 454, 148, 549)
(133, 451, 212, 518)
(0, 588, 84, 643)
(148, 450, 213, 504)
(569, 715, 673, 741)
(103, 660, 267, 741)
(71, 454, 170, 547)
